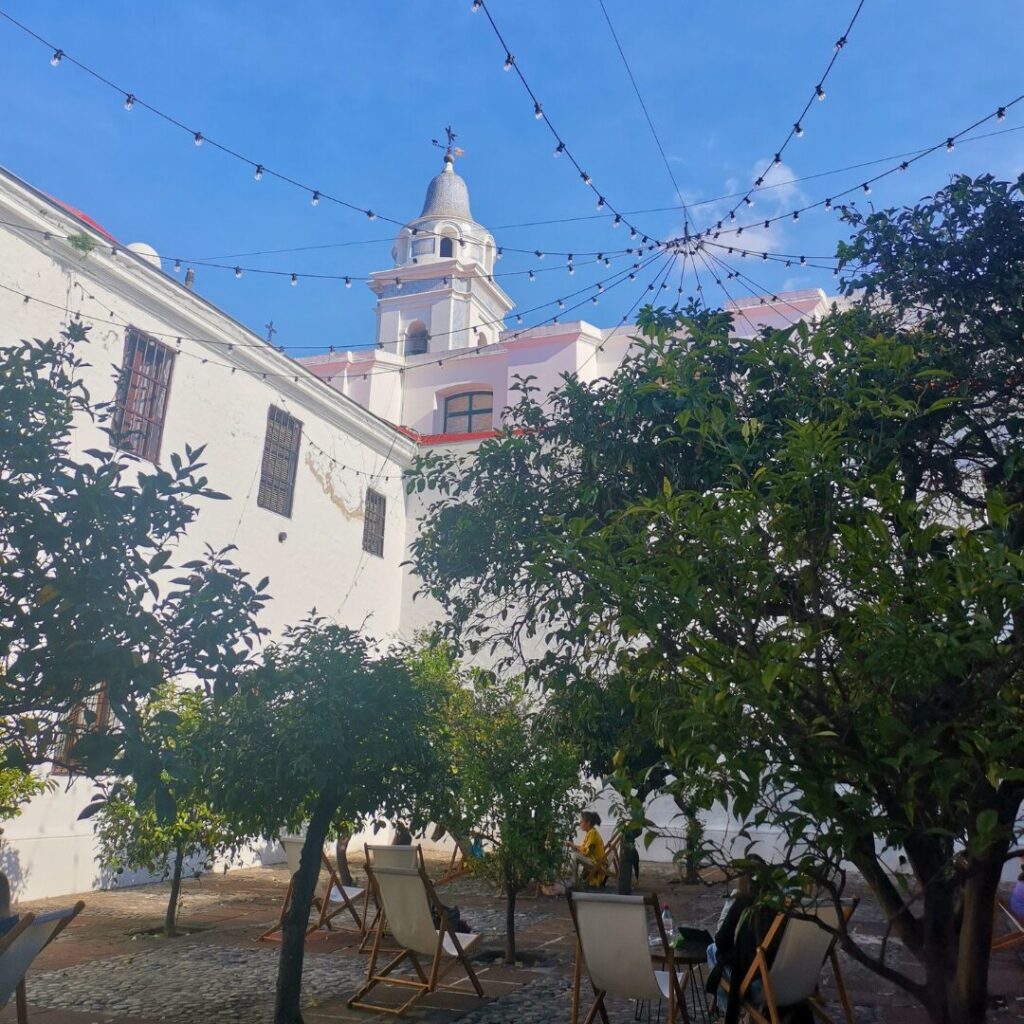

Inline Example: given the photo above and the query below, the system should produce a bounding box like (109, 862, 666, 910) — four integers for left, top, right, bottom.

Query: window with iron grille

(51, 685, 111, 775)
(362, 488, 386, 557)
(443, 391, 493, 433)
(112, 328, 175, 462)
(257, 406, 303, 517)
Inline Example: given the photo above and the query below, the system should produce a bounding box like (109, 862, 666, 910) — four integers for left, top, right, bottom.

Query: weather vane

(431, 125, 464, 160)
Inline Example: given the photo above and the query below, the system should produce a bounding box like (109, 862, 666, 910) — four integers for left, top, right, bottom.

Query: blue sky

(2, 1, 1022, 356)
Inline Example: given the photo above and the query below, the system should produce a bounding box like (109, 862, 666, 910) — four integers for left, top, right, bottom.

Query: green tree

(0, 324, 268, 789)
(409, 177, 1024, 1024)
(92, 687, 243, 937)
(452, 677, 586, 963)
(200, 618, 445, 1024)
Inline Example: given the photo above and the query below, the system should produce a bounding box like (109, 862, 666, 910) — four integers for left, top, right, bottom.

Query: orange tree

(409, 176, 1024, 1024)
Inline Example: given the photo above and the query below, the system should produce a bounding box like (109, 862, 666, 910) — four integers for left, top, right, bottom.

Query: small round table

(643, 942, 713, 1023)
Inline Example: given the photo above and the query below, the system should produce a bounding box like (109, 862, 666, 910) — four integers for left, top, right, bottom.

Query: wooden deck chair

(568, 890, 686, 1024)
(719, 901, 858, 1024)
(992, 894, 1024, 952)
(259, 836, 364, 941)
(347, 863, 484, 1017)
(604, 835, 621, 880)
(358, 844, 423, 953)
(435, 838, 473, 888)
(0, 901, 84, 1024)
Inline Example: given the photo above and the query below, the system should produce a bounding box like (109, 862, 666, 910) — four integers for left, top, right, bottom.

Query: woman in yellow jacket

(568, 810, 608, 887)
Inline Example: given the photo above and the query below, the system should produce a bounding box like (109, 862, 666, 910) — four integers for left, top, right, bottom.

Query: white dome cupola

(369, 145, 513, 358)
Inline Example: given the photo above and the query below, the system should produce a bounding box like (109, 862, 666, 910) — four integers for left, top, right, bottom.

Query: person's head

(0, 872, 10, 915)
(579, 811, 601, 831)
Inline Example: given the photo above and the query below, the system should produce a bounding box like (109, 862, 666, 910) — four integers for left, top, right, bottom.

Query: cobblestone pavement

(1, 852, 1021, 1023)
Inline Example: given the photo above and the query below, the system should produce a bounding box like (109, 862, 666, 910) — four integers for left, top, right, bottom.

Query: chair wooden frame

(718, 901, 858, 1024)
(568, 889, 686, 1024)
(435, 841, 472, 888)
(347, 862, 484, 1017)
(0, 901, 85, 1024)
(259, 842, 363, 942)
(992, 895, 1024, 952)
(357, 844, 425, 954)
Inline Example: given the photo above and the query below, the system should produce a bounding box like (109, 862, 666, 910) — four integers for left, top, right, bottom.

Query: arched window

(443, 390, 493, 433)
(405, 322, 429, 356)
(439, 236, 455, 258)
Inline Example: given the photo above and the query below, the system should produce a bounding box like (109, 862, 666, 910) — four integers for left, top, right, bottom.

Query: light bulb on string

(596, 196, 605, 211)
(395, 278, 403, 290)
(824, 197, 833, 210)
(744, 196, 754, 208)
(581, 172, 592, 186)
(557, 300, 565, 309)
(591, 296, 599, 305)
(291, 273, 298, 286)
(496, 248, 503, 260)
(799, 256, 807, 266)
(604, 258, 611, 267)
(568, 263, 575, 276)
(794, 122, 804, 138)
(194, 132, 204, 147)
(762, 252, 768, 261)
(997, 106, 1006, 121)
(629, 272, 636, 281)
(946, 138, 955, 152)
(311, 190, 320, 206)
(898, 161, 909, 172)
(367, 210, 377, 220)
(816, 84, 826, 101)
(862, 183, 871, 194)
(254, 164, 264, 181)
(554, 141, 565, 158)
(729, 211, 736, 222)
(173, 259, 181, 273)
(50, 49, 63, 66)
(516, 315, 523, 324)
(471, 0, 482, 10)
(534, 101, 543, 120)
(503, 53, 514, 71)
(344, 276, 352, 288)
(792, 210, 800, 221)
(764, 220, 770, 230)
(597, 282, 604, 292)
(234, 266, 242, 279)
(124, 93, 135, 111)
(773, 153, 782, 165)
(630, 227, 638, 239)
(535, 250, 545, 260)
(528, 270, 536, 282)
(613, 214, 622, 228)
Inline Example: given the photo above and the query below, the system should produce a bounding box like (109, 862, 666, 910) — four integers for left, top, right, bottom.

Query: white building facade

(0, 156, 851, 899)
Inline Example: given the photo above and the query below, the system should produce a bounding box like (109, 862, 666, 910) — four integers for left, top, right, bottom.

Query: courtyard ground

(3, 851, 1021, 1024)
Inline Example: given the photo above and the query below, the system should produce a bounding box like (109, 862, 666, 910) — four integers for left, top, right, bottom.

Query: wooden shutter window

(112, 328, 175, 462)
(362, 488, 386, 557)
(257, 406, 303, 518)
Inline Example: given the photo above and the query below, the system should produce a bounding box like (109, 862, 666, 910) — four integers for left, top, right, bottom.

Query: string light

(861, 182, 871, 194)
(123, 93, 135, 111)
(743, 196, 754, 208)
(816, 84, 826, 101)
(557, 299, 565, 309)
(946, 137, 955, 152)
(496, 248, 503, 260)
(503, 53, 514, 71)
(344, 276, 352, 288)
(50, 48, 63, 66)
(596, 196, 606, 211)
(173, 259, 181, 273)
(792, 210, 800, 221)
(630, 227, 638, 239)
(471, 0, 482, 10)
(254, 164, 264, 181)
(528, 270, 535, 282)
(581, 171, 592, 186)
(794, 122, 804, 138)
(535, 250, 545, 260)
(533, 101, 543, 120)
(193, 132, 204, 147)
(997, 106, 1007, 121)
(554, 141, 565, 157)
(234, 266, 242, 279)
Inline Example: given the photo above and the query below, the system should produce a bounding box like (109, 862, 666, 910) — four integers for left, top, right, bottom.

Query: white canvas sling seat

(347, 863, 484, 1017)
(568, 890, 686, 1024)
(0, 901, 85, 1024)
(719, 900, 858, 1024)
(358, 844, 424, 954)
(258, 835, 364, 941)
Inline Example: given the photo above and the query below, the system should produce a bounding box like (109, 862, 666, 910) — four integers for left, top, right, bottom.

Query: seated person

(567, 811, 607, 887)
(1011, 856, 1024, 919)
(0, 872, 18, 937)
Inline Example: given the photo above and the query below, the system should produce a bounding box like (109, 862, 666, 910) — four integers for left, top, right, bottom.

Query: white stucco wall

(0, 169, 418, 899)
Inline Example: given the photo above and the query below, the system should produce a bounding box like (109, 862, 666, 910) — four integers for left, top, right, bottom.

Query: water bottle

(661, 903, 674, 942)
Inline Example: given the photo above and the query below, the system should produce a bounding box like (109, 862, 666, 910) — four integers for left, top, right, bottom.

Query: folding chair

(358, 844, 423, 953)
(568, 890, 686, 1024)
(0, 901, 84, 1024)
(259, 835, 364, 941)
(347, 862, 484, 1017)
(992, 895, 1024, 952)
(719, 901, 858, 1024)
(435, 838, 473, 888)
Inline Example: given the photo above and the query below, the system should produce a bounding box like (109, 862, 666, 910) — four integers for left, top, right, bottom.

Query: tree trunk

(164, 845, 185, 938)
(617, 832, 637, 895)
(948, 851, 1006, 1024)
(274, 791, 336, 1024)
(504, 881, 517, 964)
(334, 827, 354, 888)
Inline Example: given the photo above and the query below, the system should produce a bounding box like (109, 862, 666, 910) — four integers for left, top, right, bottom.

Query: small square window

(362, 488, 386, 557)
(443, 391, 493, 433)
(257, 406, 302, 517)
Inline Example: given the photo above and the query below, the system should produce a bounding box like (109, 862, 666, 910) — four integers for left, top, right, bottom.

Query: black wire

(596, 0, 690, 228)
